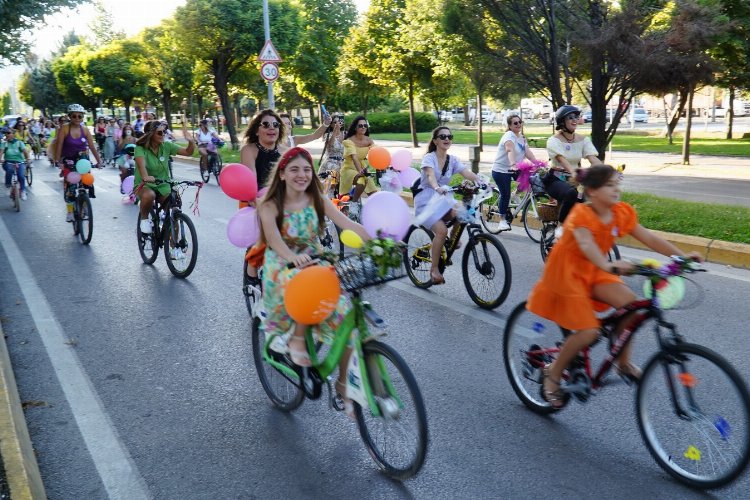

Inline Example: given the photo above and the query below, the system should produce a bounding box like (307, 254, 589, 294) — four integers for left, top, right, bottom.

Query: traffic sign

(258, 40, 282, 62)
(260, 62, 279, 82)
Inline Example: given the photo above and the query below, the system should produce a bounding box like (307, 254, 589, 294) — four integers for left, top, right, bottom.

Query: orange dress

(527, 202, 638, 330)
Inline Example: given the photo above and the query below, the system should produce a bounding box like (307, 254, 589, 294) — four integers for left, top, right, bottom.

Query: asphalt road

(1, 158, 749, 499)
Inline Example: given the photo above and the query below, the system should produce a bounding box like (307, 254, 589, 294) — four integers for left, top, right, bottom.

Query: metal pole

(263, 0, 274, 109)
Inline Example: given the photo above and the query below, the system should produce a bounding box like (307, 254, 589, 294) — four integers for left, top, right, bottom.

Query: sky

(2, 0, 370, 92)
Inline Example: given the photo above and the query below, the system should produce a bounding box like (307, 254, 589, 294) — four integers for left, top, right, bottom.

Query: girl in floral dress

(257, 147, 370, 411)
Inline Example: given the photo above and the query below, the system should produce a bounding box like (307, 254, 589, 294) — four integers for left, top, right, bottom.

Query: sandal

(287, 337, 311, 367)
(616, 363, 642, 385)
(336, 381, 356, 420)
(542, 365, 565, 409)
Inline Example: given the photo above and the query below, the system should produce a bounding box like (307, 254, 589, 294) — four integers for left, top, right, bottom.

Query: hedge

(346, 112, 438, 134)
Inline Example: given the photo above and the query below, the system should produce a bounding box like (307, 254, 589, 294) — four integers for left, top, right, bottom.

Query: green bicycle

(251, 247, 429, 480)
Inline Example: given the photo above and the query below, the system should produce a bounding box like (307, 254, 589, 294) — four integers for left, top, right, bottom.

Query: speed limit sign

(260, 62, 279, 82)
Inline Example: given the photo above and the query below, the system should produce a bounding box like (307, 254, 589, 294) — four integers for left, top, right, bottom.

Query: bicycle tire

(521, 195, 549, 244)
(200, 157, 210, 183)
(608, 244, 621, 262)
(502, 301, 569, 414)
(355, 340, 428, 480)
(251, 317, 304, 411)
(539, 223, 555, 262)
(136, 210, 159, 264)
(403, 225, 435, 288)
(479, 199, 503, 234)
(636, 343, 750, 489)
(462, 232, 511, 309)
(214, 154, 223, 186)
(26, 166, 33, 186)
(163, 212, 198, 278)
(11, 183, 19, 212)
(77, 194, 93, 245)
(242, 259, 260, 317)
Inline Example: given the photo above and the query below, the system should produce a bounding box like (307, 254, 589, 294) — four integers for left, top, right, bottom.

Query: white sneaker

(66, 212, 74, 222)
(139, 219, 153, 234)
(498, 220, 511, 231)
(170, 248, 186, 261)
(20, 191, 27, 201)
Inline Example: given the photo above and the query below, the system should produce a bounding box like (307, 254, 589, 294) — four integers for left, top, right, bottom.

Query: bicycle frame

(260, 293, 398, 417)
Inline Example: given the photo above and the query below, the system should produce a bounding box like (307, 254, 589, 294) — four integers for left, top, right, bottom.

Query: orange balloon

(284, 266, 341, 324)
(81, 173, 95, 186)
(367, 146, 391, 170)
(340, 195, 350, 202)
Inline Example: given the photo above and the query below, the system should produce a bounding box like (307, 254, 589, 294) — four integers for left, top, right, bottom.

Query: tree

(51, 44, 99, 115)
(174, 0, 301, 148)
(88, 0, 125, 45)
(0, 0, 83, 65)
(18, 60, 65, 116)
(337, 25, 388, 115)
(1, 93, 11, 115)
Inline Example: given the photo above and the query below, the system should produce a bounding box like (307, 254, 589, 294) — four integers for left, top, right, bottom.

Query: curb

(397, 191, 750, 270)
(0, 322, 47, 499)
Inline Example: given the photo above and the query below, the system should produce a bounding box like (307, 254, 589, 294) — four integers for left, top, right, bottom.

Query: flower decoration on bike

(515, 160, 548, 193)
(364, 235, 404, 277)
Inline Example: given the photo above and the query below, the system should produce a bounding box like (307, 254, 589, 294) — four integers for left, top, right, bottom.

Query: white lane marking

(0, 220, 150, 499)
(26, 179, 58, 197)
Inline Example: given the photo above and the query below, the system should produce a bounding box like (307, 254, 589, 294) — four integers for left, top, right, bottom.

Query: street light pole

(262, 0, 274, 109)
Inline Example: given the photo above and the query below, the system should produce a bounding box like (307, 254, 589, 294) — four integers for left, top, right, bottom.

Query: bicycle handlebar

(151, 179, 204, 188)
(631, 256, 705, 278)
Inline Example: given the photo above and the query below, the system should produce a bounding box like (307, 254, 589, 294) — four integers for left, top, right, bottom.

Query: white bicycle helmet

(67, 104, 86, 114)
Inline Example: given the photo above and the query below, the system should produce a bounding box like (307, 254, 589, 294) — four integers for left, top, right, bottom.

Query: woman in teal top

(134, 119, 195, 234)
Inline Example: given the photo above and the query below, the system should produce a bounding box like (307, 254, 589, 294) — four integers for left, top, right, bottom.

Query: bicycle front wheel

(163, 212, 198, 278)
(521, 195, 549, 243)
(200, 157, 210, 182)
(77, 194, 93, 245)
(12, 184, 19, 212)
(403, 225, 435, 288)
(539, 223, 556, 262)
(356, 341, 428, 480)
(462, 232, 511, 309)
(503, 301, 569, 414)
(214, 154, 223, 185)
(251, 317, 304, 411)
(137, 211, 159, 264)
(479, 198, 504, 234)
(636, 343, 750, 489)
(26, 166, 33, 186)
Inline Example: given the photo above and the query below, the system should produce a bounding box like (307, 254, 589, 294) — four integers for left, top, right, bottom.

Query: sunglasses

(437, 134, 454, 140)
(511, 120, 523, 125)
(154, 129, 165, 136)
(70, 114, 83, 119)
(566, 114, 580, 120)
(357, 123, 369, 129)
(260, 121, 280, 129)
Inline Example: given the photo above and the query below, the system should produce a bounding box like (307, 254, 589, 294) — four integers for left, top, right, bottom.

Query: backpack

(411, 155, 450, 196)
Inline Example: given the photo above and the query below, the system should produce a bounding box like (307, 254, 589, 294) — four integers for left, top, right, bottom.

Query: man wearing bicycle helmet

(55, 104, 102, 222)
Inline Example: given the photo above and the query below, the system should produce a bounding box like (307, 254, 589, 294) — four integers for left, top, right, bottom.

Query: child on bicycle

(527, 164, 703, 408)
(257, 146, 370, 415)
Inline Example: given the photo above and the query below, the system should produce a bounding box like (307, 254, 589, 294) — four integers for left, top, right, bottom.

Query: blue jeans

(492, 171, 513, 222)
(4, 161, 26, 192)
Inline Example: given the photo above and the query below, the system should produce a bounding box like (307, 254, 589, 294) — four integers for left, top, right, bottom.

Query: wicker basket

(536, 203, 561, 222)
(334, 253, 406, 291)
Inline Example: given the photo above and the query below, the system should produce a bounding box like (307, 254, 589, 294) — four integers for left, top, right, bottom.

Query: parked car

(583, 110, 592, 123)
(435, 110, 453, 122)
(633, 107, 649, 123)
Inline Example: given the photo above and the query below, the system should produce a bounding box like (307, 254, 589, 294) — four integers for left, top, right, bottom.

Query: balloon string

(191, 184, 203, 217)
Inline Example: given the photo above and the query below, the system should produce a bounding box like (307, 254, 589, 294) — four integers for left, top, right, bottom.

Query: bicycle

(25, 160, 32, 187)
(251, 247, 429, 479)
(199, 138, 224, 185)
(480, 170, 551, 242)
(136, 179, 203, 278)
(66, 180, 93, 245)
(5, 161, 23, 212)
(403, 182, 512, 310)
(503, 257, 750, 489)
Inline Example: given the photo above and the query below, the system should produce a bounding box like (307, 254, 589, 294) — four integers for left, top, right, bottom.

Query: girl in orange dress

(526, 165, 702, 408)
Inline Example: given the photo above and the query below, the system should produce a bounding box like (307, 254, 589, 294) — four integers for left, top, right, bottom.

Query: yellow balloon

(340, 229, 363, 249)
(642, 258, 661, 268)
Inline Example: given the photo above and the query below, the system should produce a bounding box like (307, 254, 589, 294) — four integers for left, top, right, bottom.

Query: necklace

(256, 141, 277, 154)
(561, 131, 576, 143)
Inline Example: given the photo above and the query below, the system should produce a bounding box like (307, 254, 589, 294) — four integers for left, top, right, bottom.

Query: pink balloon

(398, 167, 420, 187)
(361, 191, 411, 241)
(391, 149, 413, 172)
(219, 163, 258, 201)
(227, 207, 260, 248)
(121, 175, 135, 194)
(66, 172, 81, 184)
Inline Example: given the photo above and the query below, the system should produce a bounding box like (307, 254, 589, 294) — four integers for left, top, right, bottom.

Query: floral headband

(278, 146, 313, 170)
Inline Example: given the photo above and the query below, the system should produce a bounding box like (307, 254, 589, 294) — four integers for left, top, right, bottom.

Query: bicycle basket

(529, 173, 546, 195)
(536, 202, 560, 222)
(334, 253, 406, 291)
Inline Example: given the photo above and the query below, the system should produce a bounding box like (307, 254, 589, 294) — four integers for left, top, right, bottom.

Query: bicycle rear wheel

(213, 154, 223, 186)
(479, 195, 504, 234)
(462, 232, 511, 309)
(355, 341, 428, 480)
(251, 317, 304, 411)
(503, 301, 569, 414)
(163, 212, 198, 278)
(403, 225, 435, 288)
(521, 194, 549, 243)
(636, 343, 750, 489)
(77, 194, 93, 245)
(137, 210, 159, 264)
(200, 157, 210, 182)
(539, 222, 556, 262)
(26, 166, 33, 186)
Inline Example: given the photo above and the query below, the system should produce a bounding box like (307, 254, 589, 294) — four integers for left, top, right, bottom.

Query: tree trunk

(161, 87, 172, 130)
(665, 90, 689, 145)
(212, 63, 238, 148)
(308, 105, 318, 128)
(196, 94, 204, 124)
(408, 78, 418, 148)
(463, 103, 470, 126)
(726, 86, 735, 140)
(123, 98, 132, 123)
(682, 85, 694, 165)
(587, 0, 607, 160)
(476, 92, 483, 151)
(234, 93, 242, 130)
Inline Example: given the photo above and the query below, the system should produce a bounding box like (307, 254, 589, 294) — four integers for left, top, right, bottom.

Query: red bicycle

(503, 257, 750, 489)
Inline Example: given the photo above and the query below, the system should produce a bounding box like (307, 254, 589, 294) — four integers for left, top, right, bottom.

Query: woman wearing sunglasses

(491, 114, 539, 231)
(54, 104, 103, 222)
(134, 120, 195, 235)
(339, 116, 378, 209)
(415, 126, 482, 285)
(240, 110, 287, 191)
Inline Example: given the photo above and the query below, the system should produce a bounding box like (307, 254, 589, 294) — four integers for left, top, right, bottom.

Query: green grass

(371, 127, 750, 157)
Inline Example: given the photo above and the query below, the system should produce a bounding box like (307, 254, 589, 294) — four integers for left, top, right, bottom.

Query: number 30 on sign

(260, 62, 279, 82)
